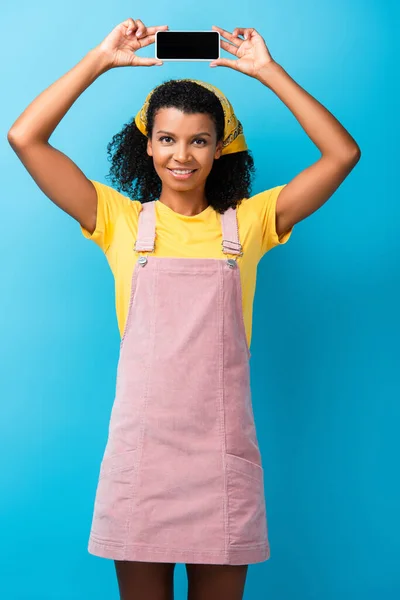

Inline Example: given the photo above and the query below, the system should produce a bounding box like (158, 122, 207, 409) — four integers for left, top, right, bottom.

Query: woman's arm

(7, 18, 167, 235)
(7, 48, 110, 233)
(256, 62, 361, 237)
(210, 25, 361, 239)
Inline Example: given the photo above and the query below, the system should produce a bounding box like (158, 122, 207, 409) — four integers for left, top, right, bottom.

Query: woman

(7, 17, 361, 600)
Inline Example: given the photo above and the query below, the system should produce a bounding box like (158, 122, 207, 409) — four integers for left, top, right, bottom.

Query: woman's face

(147, 107, 223, 191)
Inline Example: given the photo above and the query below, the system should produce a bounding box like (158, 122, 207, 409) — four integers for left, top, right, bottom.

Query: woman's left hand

(210, 25, 275, 78)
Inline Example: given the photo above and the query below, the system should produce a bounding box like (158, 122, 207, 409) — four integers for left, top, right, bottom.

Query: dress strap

(220, 206, 243, 256)
(135, 201, 156, 252)
(134, 200, 243, 257)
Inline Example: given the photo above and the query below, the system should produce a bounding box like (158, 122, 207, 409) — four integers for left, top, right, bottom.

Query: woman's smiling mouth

(167, 168, 198, 179)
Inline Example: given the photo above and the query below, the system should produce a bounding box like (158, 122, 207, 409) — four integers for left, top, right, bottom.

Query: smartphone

(155, 30, 220, 62)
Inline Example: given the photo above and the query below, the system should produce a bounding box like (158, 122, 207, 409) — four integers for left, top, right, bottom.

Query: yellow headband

(134, 79, 248, 156)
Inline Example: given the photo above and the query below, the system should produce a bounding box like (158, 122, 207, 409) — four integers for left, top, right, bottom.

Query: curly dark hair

(105, 79, 256, 214)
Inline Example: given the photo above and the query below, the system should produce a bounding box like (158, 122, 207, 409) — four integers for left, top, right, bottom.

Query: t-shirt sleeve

(246, 184, 293, 255)
(80, 180, 132, 253)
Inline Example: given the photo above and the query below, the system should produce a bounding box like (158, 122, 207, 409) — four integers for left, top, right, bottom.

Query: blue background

(1, 1, 398, 598)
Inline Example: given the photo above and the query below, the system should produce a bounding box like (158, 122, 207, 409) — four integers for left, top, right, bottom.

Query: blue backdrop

(1, 1, 398, 598)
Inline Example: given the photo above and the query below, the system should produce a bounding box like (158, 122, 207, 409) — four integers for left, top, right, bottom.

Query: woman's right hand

(96, 18, 168, 68)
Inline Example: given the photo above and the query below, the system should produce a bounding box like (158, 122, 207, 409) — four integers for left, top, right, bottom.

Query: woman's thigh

(114, 560, 176, 600)
(185, 563, 249, 600)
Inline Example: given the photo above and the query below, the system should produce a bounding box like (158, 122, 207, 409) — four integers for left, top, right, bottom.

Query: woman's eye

(159, 136, 206, 145)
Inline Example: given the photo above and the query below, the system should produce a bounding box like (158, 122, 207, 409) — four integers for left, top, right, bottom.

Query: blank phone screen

(155, 32, 220, 60)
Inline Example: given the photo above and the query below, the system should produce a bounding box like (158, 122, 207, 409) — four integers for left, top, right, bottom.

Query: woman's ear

(147, 138, 153, 158)
(214, 140, 223, 160)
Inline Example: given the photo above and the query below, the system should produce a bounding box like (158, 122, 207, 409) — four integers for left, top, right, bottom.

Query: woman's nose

(173, 144, 192, 161)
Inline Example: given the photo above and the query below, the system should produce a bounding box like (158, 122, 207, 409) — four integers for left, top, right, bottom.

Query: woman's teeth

(168, 168, 197, 179)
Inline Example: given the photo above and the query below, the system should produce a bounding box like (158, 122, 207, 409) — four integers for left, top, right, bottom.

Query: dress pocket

(225, 453, 268, 547)
(91, 449, 138, 544)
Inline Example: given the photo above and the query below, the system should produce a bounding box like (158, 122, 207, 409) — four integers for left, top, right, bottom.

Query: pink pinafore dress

(87, 199, 270, 565)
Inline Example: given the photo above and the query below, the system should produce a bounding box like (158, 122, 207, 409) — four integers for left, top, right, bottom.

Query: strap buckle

(221, 239, 243, 256)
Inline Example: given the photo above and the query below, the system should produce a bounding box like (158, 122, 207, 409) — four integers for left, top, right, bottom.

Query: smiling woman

(77, 79, 294, 571)
(105, 78, 256, 214)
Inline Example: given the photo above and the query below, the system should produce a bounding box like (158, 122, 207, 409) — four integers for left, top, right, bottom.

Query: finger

(123, 18, 137, 35)
(210, 58, 238, 70)
(133, 19, 169, 38)
(133, 56, 163, 67)
(136, 33, 157, 48)
(211, 24, 240, 46)
(134, 32, 168, 49)
(133, 18, 146, 37)
(130, 23, 168, 40)
(233, 27, 255, 40)
(122, 18, 136, 27)
(232, 28, 247, 39)
(220, 39, 238, 56)
(144, 24, 169, 36)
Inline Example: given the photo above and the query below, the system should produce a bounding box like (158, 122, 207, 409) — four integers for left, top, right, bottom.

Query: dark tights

(114, 560, 249, 600)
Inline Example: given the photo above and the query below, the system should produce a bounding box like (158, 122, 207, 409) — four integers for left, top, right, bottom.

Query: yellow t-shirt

(80, 180, 293, 350)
